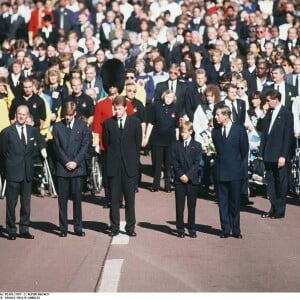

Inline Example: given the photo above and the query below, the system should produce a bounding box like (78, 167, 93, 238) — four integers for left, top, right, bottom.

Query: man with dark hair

(53, 101, 92, 237)
(103, 96, 142, 237)
(259, 90, 294, 219)
(212, 104, 249, 239)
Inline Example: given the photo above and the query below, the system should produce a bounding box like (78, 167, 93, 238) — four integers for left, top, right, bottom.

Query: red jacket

(93, 97, 134, 150)
(28, 9, 54, 36)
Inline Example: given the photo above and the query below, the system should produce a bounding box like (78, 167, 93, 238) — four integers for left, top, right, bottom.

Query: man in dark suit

(53, 0, 74, 39)
(103, 96, 142, 237)
(185, 69, 207, 122)
(212, 104, 249, 239)
(83, 64, 104, 101)
(0, 105, 47, 240)
(284, 27, 300, 55)
(53, 101, 92, 237)
(154, 63, 187, 118)
(263, 65, 297, 111)
(171, 121, 202, 238)
(259, 90, 294, 219)
(6, 3, 27, 41)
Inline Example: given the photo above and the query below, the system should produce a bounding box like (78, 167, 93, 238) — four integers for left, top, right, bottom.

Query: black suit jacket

(53, 7, 74, 37)
(185, 83, 205, 122)
(0, 124, 46, 182)
(212, 123, 249, 182)
(6, 15, 27, 40)
(262, 83, 297, 111)
(213, 99, 246, 128)
(103, 115, 142, 177)
(171, 139, 202, 185)
(53, 118, 92, 177)
(259, 106, 294, 162)
(154, 80, 187, 117)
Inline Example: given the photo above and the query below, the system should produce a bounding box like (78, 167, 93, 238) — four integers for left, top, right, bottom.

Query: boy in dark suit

(171, 121, 202, 238)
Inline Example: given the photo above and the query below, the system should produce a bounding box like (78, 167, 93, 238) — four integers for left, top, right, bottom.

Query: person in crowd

(9, 77, 46, 131)
(53, 101, 92, 237)
(212, 104, 249, 239)
(259, 90, 294, 219)
(0, 105, 47, 240)
(53, 0, 74, 39)
(247, 91, 265, 136)
(143, 90, 180, 192)
(154, 63, 187, 118)
(43, 68, 68, 124)
(185, 68, 207, 122)
(0, 77, 14, 132)
(83, 64, 104, 101)
(147, 56, 169, 88)
(103, 96, 142, 237)
(67, 77, 94, 127)
(171, 121, 202, 238)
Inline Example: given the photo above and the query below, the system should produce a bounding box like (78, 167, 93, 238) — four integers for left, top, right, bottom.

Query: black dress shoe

(165, 188, 171, 193)
(232, 233, 243, 239)
(190, 232, 197, 238)
(178, 232, 185, 238)
(103, 202, 111, 208)
(109, 231, 119, 237)
(8, 234, 16, 240)
(59, 232, 67, 237)
(19, 232, 35, 239)
(271, 214, 285, 219)
(150, 188, 158, 192)
(75, 230, 86, 237)
(120, 204, 125, 209)
(220, 233, 229, 238)
(127, 231, 137, 237)
(241, 200, 254, 206)
(261, 212, 274, 218)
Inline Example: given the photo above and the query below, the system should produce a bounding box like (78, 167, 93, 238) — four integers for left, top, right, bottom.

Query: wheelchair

(289, 139, 300, 196)
(86, 153, 103, 195)
(33, 158, 57, 198)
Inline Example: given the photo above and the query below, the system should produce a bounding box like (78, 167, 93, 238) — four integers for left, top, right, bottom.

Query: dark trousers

(175, 183, 198, 233)
(101, 151, 111, 202)
(216, 180, 242, 235)
(6, 180, 32, 234)
(151, 144, 171, 189)
(57, 176, 84, 233)
(108, 163, 137, 234)
(265, 162, 289, 216)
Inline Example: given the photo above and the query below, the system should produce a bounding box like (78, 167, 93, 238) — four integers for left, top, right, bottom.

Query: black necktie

(170, 81, 174, 92)
(276, 84, 280, 91)
(119, 118, 123, 129)
(184, 141, 188, 152)
(296, 74, 299, 91)
(21, 126, 26, 146)
(222, 126, 226, 140)
(67, 123, 71, 137)
(231, 102, 238, 122)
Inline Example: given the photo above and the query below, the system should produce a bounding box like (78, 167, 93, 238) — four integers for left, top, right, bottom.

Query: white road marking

(111, 221, 129, 245)
(96, 259, 124, 292)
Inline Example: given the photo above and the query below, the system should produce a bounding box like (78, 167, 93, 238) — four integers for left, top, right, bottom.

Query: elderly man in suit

(259, 90, 294, 219)
(0, 105, 47, 240)
(53, 101, 92, 237)
(212, 104, 249, 239)
(103, 96, 142, 237)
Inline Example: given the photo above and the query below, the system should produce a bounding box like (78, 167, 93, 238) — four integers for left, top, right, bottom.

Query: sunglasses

(256, 31, 264, 33)
(177, 27, 185, 30)
(169, 71, 178, 75)
(127, 89, 136, 93)
(237, 87, 245, 90)
(126, 76, 135, 79)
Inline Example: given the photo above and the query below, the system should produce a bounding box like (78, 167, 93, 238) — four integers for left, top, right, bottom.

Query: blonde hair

(180, 120, 193, 132)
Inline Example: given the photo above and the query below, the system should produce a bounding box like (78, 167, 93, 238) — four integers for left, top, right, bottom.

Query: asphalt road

(1, 155, 300, 293)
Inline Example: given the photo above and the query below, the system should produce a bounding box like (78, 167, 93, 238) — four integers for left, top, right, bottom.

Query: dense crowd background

(0, 0, 299, 193)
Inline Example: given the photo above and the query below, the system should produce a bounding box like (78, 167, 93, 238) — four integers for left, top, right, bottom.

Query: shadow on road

(82, 221, 109, 234)
(83, 194, 108, 207)
(138, 221, 178, 236)
(30, 221, 59, 235)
